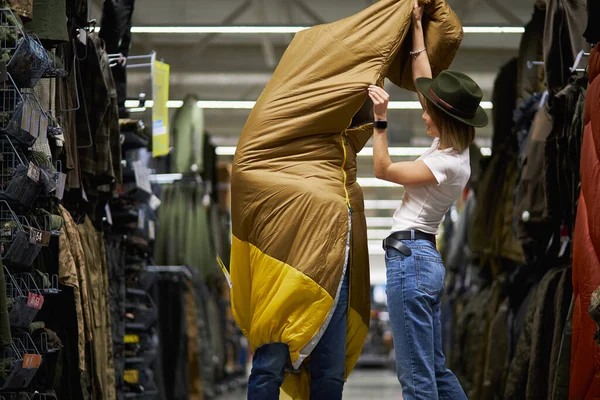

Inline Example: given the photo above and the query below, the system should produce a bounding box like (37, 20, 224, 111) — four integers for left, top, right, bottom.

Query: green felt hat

(415, 70, 489, 128)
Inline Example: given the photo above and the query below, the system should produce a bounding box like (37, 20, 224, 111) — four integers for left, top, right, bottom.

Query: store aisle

(217, 368, 402, 400)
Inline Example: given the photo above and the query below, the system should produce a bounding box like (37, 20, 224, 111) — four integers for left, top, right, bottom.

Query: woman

(368, 1, 488, 399)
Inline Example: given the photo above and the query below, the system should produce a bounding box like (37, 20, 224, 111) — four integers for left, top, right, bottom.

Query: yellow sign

(152, 60, 170, 157)
(124, 370, 140, 384)
(124, 334, 140, 344)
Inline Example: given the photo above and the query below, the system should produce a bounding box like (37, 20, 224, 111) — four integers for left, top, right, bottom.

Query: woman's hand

(368, 85, 389, 122)
(412, 0, 423, 23)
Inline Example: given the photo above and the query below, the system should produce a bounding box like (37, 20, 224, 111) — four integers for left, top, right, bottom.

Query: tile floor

(216, 368, 403, 400)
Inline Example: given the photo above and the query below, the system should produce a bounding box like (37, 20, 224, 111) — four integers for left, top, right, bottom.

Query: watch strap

(374, 120, 388, 130)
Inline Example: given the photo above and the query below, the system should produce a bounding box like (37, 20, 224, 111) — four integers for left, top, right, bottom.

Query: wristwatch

(374, 120, 388, 130)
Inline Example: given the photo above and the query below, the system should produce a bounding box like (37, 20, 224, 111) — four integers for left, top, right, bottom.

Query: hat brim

(415, 77, 489, 128)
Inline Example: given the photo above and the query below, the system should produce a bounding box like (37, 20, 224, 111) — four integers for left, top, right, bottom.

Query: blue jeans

(247, 269, 349, 400)
(385, 239, 467, 400)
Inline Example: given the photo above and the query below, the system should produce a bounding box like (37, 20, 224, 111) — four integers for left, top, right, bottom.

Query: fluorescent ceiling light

(125, 99, 494, 111)
(197, 101, 256, 109)
(131, 26, 308, 34)
(131, 26, 524, 35)
(357, 178, 400, 188)
(129, 107, 147, 113)
(215, 147, 237, 156)
(366, 217, 393, 227)
(463, 26, 524, 33)
(150, 173, 183, 184)
(359, 147, 429, 156)
(368, 229, 394, 240)
(216, 146, 492, 157)
(364, 200, 399, 210)
(369, 243, 385, 255)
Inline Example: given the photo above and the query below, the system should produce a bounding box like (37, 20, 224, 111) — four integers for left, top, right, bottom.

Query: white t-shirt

(390, 138, 470, 235)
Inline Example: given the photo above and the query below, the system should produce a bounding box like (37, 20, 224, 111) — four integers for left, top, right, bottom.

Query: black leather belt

(382, 230, 437, 257)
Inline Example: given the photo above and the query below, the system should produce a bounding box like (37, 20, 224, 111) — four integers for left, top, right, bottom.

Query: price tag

(138, 208, 145, 230)
(124, 334, 140, 344)
(26, 293, 44, 310)
(55, 172, 67, 200)
(29, 108, 41, 141)
(202, 191, 211, 208)
(29, 228, 50, 246)
(97, 184, 111, 193)
(77, 28, 87, 46)
(20, 100, 33, 132)
(149, 194, 162, 211)
(22, 354, 42, 369)
(148, 220, 155, 240)
(124, 370, 140, 384)
(558, 224, 570, 258)
(132, 161, 152, 194)
(29, 228, 43, 245)
(39, 113, 48, 140)
(27, 162, 40, 183)
(104, 203, 113, 225)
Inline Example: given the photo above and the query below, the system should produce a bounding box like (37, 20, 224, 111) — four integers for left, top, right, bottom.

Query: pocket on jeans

(385, 247, 404, 261)
(415, 256, 445, 296)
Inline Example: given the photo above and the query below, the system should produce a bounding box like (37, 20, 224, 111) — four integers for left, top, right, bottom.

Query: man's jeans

(385, 240, 467, 400)
(247, 269, 349, 400)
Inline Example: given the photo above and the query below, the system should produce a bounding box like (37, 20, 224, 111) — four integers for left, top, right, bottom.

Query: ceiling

(91, 0, 541, 282)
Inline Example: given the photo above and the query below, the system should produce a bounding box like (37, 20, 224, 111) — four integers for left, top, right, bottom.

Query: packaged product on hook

(4, 228, 43, 268)
(4, 163, 41, 207)
(7, 34, 52, 88)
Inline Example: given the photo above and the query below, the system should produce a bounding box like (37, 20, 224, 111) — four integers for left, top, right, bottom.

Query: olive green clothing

(172, 95, 205, 174)
(480, 298, 510, 400)
(77, 217, 116, 400)
(471, 153, 526, 268)
(504, 266, 572, 400)
(23, 0, 68, 44)
(58, 205, 90, 371)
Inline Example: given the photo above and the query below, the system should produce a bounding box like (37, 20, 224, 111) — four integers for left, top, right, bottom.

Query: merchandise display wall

(440, 1, 600, 399)
(0, 1, 246, 399)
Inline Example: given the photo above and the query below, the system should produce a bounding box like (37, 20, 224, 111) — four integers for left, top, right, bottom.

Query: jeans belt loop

(411, 230, 415, 241)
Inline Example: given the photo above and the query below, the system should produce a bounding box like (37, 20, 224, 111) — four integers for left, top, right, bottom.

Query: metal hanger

(526, 60, 544, 69)
(570, 49, 590, 73)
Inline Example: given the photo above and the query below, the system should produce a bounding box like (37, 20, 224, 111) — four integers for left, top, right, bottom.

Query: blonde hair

(426, 99, 475, 152)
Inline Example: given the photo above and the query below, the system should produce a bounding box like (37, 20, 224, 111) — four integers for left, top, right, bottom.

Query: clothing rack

(146, 265, 192, 280)
(149, 173, 203, 185)
(126, 52, 157, 70)
(527, 60, 544, 69)
(570, 50, 590, 73)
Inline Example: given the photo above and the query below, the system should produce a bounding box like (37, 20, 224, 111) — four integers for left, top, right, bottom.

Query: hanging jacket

(171, 96, 205, 174)
(504, 266, 572, 400)
(516, 5, 546, 106)
(513, 98, 554, 265)
(584, 0, 600, 45)
(571, 44, 600, 400)
(545, 76, 587, 240)
(543, 0, 589, 108)
(471, 58, 526, 269)
(229, 0, 463, 398)
(490, 59, 518, 153)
